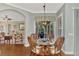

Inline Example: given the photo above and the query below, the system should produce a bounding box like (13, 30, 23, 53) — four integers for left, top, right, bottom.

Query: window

(56, 13, 64, 37)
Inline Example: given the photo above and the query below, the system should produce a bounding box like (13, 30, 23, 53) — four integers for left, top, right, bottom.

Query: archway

(0, 9, 25, 44)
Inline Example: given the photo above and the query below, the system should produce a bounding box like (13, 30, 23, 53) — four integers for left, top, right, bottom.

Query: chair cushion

(32, 46, 41, 54)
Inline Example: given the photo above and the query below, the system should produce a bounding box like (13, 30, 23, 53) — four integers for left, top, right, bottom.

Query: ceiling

(9, 3, 64, 13)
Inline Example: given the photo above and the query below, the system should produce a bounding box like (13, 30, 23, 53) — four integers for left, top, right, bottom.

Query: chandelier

(3, 15, 12, 20)
(41, 3, 50, 26)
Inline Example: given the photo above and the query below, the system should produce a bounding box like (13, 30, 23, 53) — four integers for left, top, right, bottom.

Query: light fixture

(3, 15, 12, 35)
(3, 15, 12, 20)
(42, 3, 50, 26)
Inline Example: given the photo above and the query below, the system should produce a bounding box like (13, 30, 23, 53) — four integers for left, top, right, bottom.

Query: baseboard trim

(63, 50, 74, 55)
(65, 52, 74, 54)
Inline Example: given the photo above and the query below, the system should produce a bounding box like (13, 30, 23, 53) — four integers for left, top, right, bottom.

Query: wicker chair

(50, 37, 65, 56)
(28, 36, 41, 56)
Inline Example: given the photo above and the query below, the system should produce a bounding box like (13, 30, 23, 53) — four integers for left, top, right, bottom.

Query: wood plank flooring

(0, 44, 30, 56)
(0, 44, 73, 56)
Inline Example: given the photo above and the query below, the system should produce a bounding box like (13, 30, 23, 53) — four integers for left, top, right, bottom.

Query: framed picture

(19, 23, 24, 30)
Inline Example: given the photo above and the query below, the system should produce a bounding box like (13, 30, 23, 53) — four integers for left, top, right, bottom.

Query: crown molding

(4, 3, 32, 13)
(4, 3, 64, 14)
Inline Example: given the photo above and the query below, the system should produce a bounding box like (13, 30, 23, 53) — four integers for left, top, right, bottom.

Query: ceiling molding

(5, 3, 64, 13)
(0, 9, 26, 18)
(5, 3, 32, 13)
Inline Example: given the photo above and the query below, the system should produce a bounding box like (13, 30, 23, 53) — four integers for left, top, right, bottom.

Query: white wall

(66, 4, 79, 55)
(64, 4, 74, 54)
(64, 3, 79, 55)
(74, 9, 79, 56)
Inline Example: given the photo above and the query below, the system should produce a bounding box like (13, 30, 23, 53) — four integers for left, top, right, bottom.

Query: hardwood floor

(0, 44, 30, 56)
(0, 44, 73, 56)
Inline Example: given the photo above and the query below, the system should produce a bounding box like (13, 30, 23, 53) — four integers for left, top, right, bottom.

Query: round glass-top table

(37, 38, 54, 46)
(33, 38, 55, 56)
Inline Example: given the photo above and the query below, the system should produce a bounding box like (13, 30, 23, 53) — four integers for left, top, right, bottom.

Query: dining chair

(31, 34, 38, 40)
(39, 45, 50, 56)
(50, 37, 65, 56)
(4, 36, 12, 44)
(28, 36, 36, 55)
(28, 36, 41, 56)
